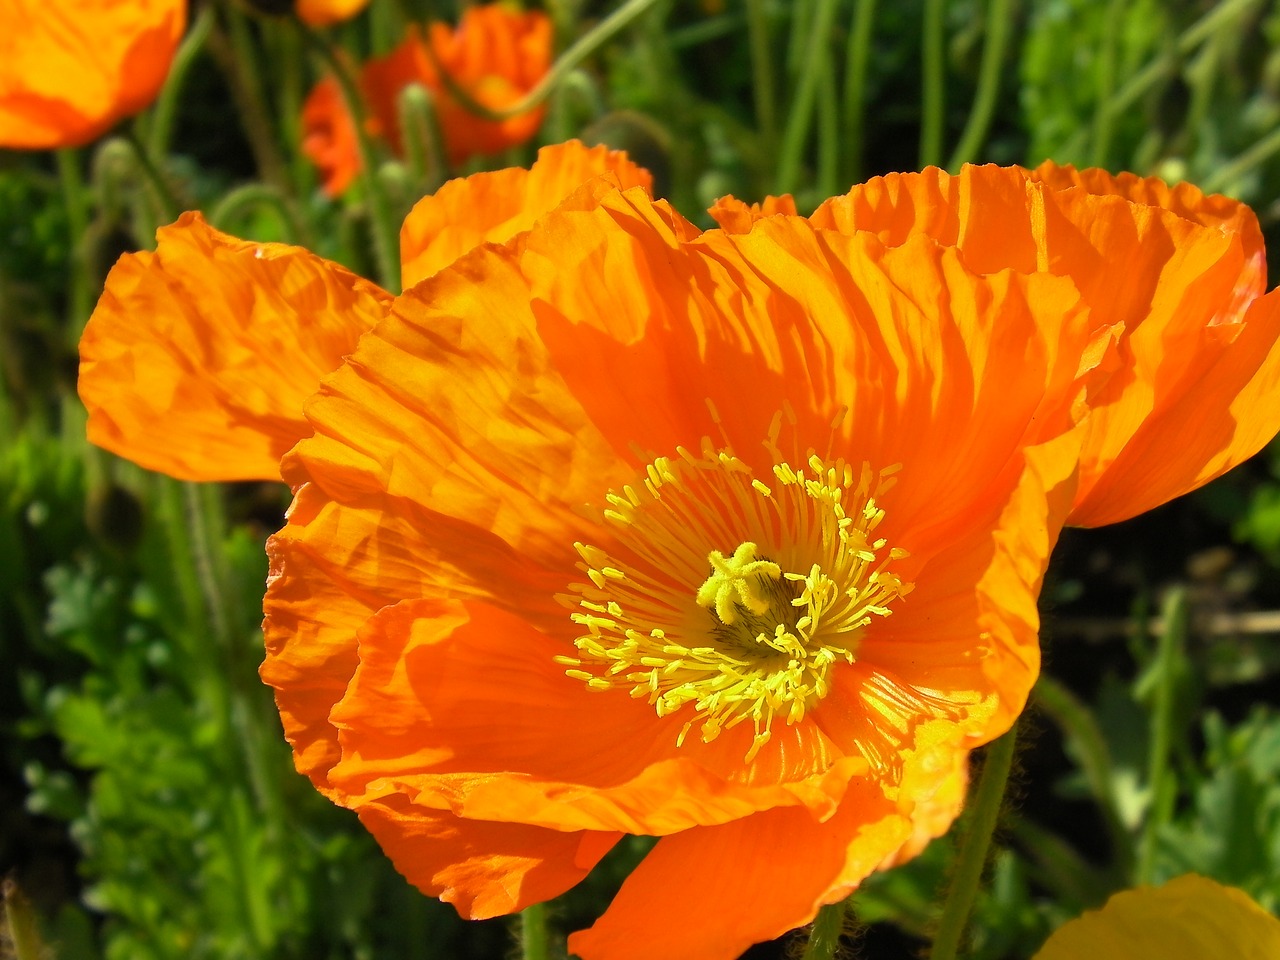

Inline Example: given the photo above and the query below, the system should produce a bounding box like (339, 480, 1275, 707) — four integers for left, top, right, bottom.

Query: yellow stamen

(560, 442, 912, 761)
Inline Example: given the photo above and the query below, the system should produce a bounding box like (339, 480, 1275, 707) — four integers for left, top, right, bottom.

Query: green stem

(208, 182, 311, 244)
(1201, 124, 1280, 194)
(1034, 675, 1131, 875)
(841, 0, 877, 184)
(123, 129, 183, 225)
(207, 5, 292, 192)
(303, 26, 402, 292)
(1137, 587, 1187, 884)
(520, 902, 550, 960)
(774, 0, 840, 195)
(745, 0, 779, 171)
(947, 0, 1015, 169)
(147, 3, 216, 157)
(56, 149, 93, 328)
(800, 899, 847, 960)
(930, 725, 1018, 960)
(1055, 0, 1259, 161)
(422, 0, 664, 122)
(816, 54, 839, 200)
(919, 0, 947, 168)
(1089, 0, 1124, 167)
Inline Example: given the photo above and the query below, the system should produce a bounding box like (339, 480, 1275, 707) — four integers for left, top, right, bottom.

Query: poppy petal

(400, 140, 654, 287)
(79, 212, 391, 481)
(566, 777, 909, 960)
(327, 597, 868, 836)
(356, 796, 620, 920)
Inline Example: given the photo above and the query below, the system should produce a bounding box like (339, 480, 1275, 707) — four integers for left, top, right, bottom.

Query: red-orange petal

(422, 5, 552, 165)
(79, 212, 391, 481)
(0, 0, 185, 149)
(300, 76, 362, 198)
(400, 140, 654, 288)
(357, 796, 619, 920)
(567, 778, 910, 960)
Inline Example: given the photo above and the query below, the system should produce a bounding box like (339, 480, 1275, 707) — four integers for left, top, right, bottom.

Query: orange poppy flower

(78, 141, 652, 482)
(301, 4, 552, 196)
(296, 0, 370, 27)
(79, 159, 1280, 955)
(0, 0, 186, 149)
(261, 179, 1100, 956)
(806, 163, 1280, 526)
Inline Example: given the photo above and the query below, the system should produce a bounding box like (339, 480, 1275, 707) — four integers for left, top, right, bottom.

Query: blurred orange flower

(0, 0, 186, 149)
(301, 4, 552, 195)
(296, 0, 370, 27)
(78, 141, 651, 481)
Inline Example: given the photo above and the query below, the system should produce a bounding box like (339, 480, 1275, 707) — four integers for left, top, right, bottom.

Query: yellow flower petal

(1034, 875, 1280, 960)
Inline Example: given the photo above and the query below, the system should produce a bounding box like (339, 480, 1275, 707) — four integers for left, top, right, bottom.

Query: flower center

(558, 443, 913, 761)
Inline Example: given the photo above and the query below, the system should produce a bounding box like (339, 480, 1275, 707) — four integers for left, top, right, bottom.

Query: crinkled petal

(811, 163, 1280, 526)
(1033, 874, 1280, 960)
(356, 796, 620, 920)
(79, 212, 391, 481)
(0, 0, 185, 148)
(328, 598, 868, 836)
(707, 193, 798, 233)
(262, 478, 571, 791)
(567, 778, 909, 960)
(525, 189, 1095, 541)
(283, 236, 628, 559)
(400, 140, 654, 287)
(817, 428, 1082, 772)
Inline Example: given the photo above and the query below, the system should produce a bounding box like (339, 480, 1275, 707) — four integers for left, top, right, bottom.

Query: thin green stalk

(421, 0, 663, 122)
(1201, 124, 1280, 194)
(947, 0, 1015, 169)
(774, 0, 839, 195)
(800, 899, 847, 960)
(1137, 587, 1187, 884)
(1089, 0, 1124, 167)
(746, 0, 779, 170)
(56, 149, 93, 328)
(147, 3, 216, 157)
(208, 182, 311, 244)
(816, 55, 839, 199)
(303, 26, 402, 292)
(207, 6, 291, 192)
(919, 0, 947, 168)
(520, 902, 550, 960)
(1055, 0, 1260, 160)
(123, 128, 183, 225)
(841, 0, 877, 183)
(1034, 675, 1132, 875)
(930, 725, 1018, 960)
(397, 82, 446, 195)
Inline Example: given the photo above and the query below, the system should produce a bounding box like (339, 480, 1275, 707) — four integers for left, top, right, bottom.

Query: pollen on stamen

(558, 442, 912, 761)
